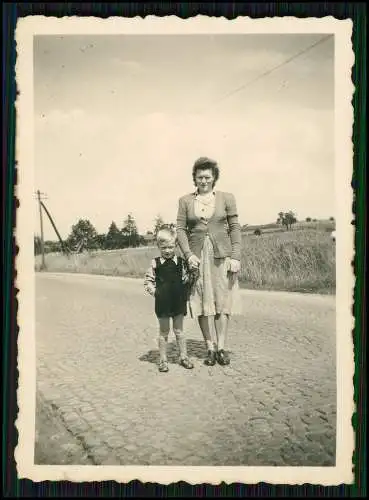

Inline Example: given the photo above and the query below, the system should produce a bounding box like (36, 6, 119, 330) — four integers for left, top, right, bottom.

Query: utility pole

(40, 200, 70, 255)
(36, 190, 46, 269)
(34, 191, 71, 258)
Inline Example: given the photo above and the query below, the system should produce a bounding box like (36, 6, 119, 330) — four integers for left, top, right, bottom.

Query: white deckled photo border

(14, 15, 355, 485)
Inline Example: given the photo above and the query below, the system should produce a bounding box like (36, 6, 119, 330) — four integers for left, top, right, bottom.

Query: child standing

(144, 225, 194, 373)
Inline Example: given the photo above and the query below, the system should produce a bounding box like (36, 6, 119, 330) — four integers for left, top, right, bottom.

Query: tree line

(34, 214, 169, 255)
(243, 212, 335, 236)
(34, 210, 336, 255)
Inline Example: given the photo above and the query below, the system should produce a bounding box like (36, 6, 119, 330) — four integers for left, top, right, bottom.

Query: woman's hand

(188, 254, 201, 271)
(228, 258, 241, 274)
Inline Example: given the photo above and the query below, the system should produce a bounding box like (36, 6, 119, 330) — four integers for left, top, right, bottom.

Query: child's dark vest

(154, 257, 187, 318)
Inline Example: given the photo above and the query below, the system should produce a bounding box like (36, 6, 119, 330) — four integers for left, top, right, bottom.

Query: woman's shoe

(204, 350, 216, 366)
(217, 349, 230, 366)
(180, 357, 194, 369)
(158, 360, 169, 372)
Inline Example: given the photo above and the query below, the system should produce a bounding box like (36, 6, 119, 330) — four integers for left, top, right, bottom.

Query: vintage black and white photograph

(15, 16, 354, 485)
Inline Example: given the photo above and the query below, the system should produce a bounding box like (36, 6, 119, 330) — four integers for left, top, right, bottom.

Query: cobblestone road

(35, 273, 336, 466)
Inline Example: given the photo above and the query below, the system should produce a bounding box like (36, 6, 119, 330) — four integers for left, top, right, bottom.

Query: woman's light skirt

(188, 235, 243, 317)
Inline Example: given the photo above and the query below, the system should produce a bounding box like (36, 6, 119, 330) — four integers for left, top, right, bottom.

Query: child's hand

(188, 254, 201, 270)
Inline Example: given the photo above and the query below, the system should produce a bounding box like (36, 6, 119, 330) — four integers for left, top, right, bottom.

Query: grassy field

(35, 225, 335, 294)
(239, 229, 335, 294)
(242, 219, 335, 234)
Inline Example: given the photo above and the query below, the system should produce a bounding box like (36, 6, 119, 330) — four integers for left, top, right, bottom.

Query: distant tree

(95, 234, 107, 250)
(285, 211, 297, 230)
(306, 217, 312, 222)
(121, 213, 140, 248)
(254, 228, 262, 236)
(67, 219, 99, 252)
(153, 214, 165, 239)
(313, 218, 318, 222)
(277, 211, 297, 230)
(277, 212, 285, 225)
(44, 240, 62, 253)
(329, 216, 335, 221)
(105, 221, 121, 249)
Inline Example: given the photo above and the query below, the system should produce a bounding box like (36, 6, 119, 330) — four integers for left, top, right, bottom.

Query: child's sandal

(180, 357, 194, 370)
(158, 360, 169, 373)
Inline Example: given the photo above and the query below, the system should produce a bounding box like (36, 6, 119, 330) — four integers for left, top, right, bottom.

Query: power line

(199, 34, 333, 114)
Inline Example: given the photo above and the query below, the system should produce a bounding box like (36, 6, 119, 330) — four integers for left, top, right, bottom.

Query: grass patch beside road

(240, 229, 335, 294)
(35, 228, 335, 294)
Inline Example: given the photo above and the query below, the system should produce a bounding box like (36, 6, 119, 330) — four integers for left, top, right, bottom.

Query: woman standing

(176, 157, 242, 366)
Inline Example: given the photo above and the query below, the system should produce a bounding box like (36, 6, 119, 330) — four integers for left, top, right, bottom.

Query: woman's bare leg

(198, 315, 216, 365)
(214, 313, 230, 365)
(214, 313, 229, 351)
(198, 315, 215, 351)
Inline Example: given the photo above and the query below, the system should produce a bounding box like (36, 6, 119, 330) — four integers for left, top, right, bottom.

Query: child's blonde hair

(156, 224, 177, 245)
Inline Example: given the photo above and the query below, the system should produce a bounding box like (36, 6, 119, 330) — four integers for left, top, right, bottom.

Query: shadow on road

(139, 339, 209, 364)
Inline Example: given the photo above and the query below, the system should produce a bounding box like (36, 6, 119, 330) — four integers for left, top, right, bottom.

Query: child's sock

(206, 339, 215, 352)
(158, 333, 169, 361)
(174, 331, 188, 360)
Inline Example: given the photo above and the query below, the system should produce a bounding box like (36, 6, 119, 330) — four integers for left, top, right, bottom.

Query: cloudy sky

(34, 34, 334, 240)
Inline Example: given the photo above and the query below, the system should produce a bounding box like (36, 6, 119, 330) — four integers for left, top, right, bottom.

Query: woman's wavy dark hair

(192, 157, 220, 187)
